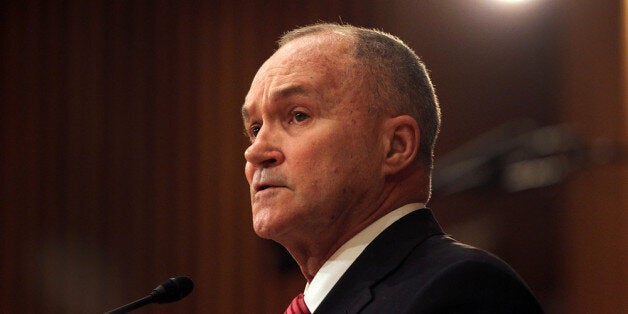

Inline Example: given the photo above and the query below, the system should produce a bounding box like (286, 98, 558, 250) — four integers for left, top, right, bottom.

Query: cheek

(331, 139, 381, 183)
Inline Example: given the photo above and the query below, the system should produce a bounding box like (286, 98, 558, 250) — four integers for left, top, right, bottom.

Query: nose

(244, 127, 285, 168)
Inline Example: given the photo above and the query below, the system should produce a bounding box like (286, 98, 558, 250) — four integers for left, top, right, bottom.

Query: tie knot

(284, 293, 310, 314)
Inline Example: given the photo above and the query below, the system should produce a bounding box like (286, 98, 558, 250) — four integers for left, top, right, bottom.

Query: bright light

(496, 0, 528, 3)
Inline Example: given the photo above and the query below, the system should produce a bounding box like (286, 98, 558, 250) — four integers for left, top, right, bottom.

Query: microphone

(104, 276, 194, 313)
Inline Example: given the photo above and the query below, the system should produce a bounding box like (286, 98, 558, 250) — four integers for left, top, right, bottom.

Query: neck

(285, 182, 428, 281)
(276, 165, 430, 282)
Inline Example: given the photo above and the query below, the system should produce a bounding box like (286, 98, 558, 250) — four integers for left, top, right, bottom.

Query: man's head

(242, 23, 440, 259)
(279, 24, 441, 170)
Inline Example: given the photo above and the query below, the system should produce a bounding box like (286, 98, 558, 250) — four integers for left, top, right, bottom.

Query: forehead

(242, 35, 357, 116)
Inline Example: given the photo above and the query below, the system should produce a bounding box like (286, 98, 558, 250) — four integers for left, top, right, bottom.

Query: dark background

(2, 1, 626, 313)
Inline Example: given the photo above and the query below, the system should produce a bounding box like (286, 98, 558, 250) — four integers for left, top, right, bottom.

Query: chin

(252, 224, 274, 240)
(252, 211, 297, 243)
(252, 211, 279, 240)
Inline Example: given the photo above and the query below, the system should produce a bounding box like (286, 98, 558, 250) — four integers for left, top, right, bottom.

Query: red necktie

(284, 293, 311, 314)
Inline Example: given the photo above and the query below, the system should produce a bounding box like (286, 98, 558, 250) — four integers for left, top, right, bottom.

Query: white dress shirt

(303, 203, 425, 312)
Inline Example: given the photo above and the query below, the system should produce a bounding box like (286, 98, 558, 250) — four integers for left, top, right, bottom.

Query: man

(242, 23, 542, 314)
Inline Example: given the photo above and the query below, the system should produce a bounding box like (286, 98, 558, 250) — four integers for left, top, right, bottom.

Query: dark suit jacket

(314, 209, 543, 314)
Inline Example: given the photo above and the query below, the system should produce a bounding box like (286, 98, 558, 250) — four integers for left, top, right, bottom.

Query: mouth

(254, 183, 281, 192)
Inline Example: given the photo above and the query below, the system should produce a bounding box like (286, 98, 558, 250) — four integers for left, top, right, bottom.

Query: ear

(381, 115, 420, 176)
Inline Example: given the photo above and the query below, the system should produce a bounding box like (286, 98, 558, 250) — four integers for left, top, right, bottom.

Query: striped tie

(284, 293, 310, 314)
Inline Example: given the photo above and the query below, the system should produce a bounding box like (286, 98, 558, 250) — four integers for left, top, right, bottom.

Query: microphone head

(151, 276, 194, 304)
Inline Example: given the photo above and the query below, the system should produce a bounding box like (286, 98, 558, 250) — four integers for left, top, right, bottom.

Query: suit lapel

(314, 209, 444, 314)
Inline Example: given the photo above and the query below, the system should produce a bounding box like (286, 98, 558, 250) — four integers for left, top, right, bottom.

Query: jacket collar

(314, 208, 444, 313)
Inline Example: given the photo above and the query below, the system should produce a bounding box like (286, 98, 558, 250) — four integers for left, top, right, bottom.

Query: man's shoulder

(317, 211, 543, 313)
(374, 208, 522, 278)
(373, 235, 543, 313)
(413, 234, 515, 273)
(357, 209, 538, 295)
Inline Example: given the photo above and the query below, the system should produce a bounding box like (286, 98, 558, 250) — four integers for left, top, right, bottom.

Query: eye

(290, 111, 309, 123)
(249, 124, 261, 137)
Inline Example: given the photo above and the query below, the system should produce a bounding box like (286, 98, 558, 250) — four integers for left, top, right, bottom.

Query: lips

(256, 183, 273, 191)
(254, 182, 282, 192)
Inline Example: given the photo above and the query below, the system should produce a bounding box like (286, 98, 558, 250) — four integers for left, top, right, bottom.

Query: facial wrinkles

(244, 71, 286, 144)
(246, 36, 384, 235)
(245, 33, 359, 116)
(246, 61, 315, 194)
(249, 60, 315, 114)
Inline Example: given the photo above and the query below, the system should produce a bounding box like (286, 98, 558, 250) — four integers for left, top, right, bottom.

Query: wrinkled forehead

(245, 34, 358, 101)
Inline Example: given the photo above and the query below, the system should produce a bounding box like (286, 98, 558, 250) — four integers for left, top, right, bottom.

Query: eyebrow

(241, 84, 311, 121)
(241, 106, 251, 121)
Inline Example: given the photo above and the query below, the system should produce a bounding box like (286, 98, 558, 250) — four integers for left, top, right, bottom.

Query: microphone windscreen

(151, 276, 194, 304)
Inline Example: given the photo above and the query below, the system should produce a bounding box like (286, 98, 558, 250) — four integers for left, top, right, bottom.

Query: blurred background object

(1, 1, 626, 313)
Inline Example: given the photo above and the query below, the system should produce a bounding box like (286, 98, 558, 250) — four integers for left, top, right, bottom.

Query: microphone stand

(104, 294, 155, 313)
(104, 276, 194, 314)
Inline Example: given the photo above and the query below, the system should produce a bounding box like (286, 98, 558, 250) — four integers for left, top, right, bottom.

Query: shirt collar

(303, 203, 425, 312)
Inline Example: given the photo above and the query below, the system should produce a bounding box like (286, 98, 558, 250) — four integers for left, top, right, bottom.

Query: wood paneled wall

(1, 1, 372, 313)
(1, 1, 624, 313)
(558, 1, 628, 313)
